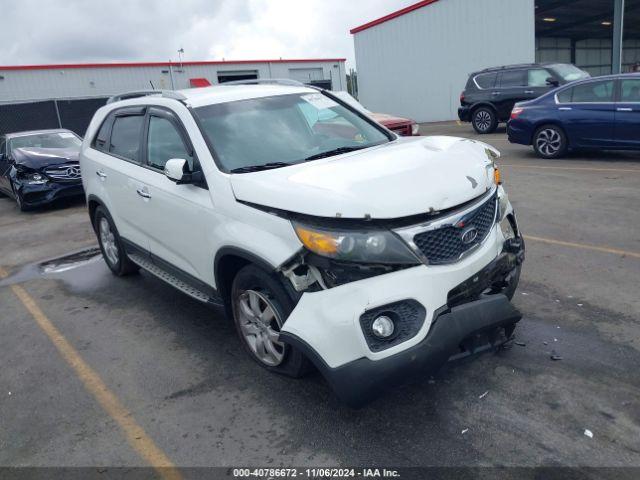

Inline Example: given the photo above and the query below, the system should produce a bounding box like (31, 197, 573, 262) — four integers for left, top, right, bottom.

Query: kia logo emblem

(65, 166, 81, 178)
(461, 227, 478, 245)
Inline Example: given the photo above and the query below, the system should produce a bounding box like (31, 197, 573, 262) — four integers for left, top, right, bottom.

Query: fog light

(371, 315, 395, 338)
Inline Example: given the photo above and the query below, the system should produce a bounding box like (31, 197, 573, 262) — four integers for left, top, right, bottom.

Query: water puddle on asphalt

(0, 247, 106, 291)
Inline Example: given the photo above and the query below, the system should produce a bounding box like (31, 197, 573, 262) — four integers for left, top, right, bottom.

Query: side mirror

(164, 158, 204, 185)
(546, 77, 560, 87)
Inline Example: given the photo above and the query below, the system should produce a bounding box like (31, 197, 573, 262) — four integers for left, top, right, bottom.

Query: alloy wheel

(99, 217, 119, 266)
(236, 289, 285, 366)
(474, 110, 492, 132)
(536, 128, 562, 156)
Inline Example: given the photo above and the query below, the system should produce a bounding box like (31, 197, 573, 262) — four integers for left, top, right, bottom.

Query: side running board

(128, 253, 223, 306)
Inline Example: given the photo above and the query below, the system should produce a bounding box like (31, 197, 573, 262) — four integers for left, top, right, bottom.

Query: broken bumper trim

(280, 294, 521, 407)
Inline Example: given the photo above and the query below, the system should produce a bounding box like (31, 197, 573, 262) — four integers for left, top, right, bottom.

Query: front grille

(44, 163, 82, 182)
(413, 194, 497, 264)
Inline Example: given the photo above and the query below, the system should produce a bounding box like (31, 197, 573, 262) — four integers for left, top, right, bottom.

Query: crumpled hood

(230, 136, 499, 219)
(12, 147, 80, 170)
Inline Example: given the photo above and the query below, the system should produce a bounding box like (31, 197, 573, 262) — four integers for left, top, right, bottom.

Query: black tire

(472, 106, 498, 134)
(231, 264, 311, 378)
(11, 182, 31, 212)
(533, 124, 568, 159)
(94, 206, 139, 276)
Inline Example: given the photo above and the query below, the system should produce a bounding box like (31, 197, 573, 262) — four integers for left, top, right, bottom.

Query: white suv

(80, 83, 524, 407)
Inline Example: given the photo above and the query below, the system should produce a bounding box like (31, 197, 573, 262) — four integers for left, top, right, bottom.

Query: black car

(0, 129, 84, 211)
(458, 63, 590, 134)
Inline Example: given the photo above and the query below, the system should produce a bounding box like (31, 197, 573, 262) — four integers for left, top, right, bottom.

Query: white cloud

(1, 0, 417, 69)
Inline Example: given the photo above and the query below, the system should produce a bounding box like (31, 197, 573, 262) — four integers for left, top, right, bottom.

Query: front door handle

(524, 90, 534, 94)
(96, 170, 107, 179)
(617, 107, 633, 112)
(558, 107, 572, 111)
(136, 187, 151, 199)
(491, 91, 501, 96)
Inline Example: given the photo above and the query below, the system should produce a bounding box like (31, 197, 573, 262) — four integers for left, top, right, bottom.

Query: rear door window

(499, 70, 526, 88)
(565, 80, 615, 103)
(474, 72, 497, 89)
(109, 114, 145, 162)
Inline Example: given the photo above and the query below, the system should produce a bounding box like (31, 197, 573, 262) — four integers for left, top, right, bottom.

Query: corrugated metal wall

(353, 0, 535, 122)
(0, 61, 347, 103)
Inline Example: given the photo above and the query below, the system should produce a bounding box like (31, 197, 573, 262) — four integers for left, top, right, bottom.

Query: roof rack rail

(221, 78, 304, 87)
(106, 90, 187, 104)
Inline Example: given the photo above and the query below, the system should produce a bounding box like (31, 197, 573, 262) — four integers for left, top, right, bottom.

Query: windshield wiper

(304, 145, 368, 162)
(230, 162, 291, 173)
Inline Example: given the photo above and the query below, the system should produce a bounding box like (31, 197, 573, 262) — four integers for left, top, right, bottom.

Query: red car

(332, 91, 419, 136)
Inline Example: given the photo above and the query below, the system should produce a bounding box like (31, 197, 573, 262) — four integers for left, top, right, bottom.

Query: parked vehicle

(0, 129, 84, 211)
(508, 73, 640, 158)
(459, 63, 590, 134)
(80, 84, 524, 406)
(331, 91, 420, 136)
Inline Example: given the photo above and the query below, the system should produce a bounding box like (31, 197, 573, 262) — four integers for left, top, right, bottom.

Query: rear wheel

(533, 124, 568, 158)
(472, 107, 498, 134)
(231, 264, 310, 377)
(94, 206, 139, 276)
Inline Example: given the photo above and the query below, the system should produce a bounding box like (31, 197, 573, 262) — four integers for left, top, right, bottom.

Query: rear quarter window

(473, 72, 497, 89)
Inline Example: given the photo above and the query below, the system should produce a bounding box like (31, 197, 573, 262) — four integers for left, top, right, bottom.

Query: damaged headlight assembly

(282, 221, 422, 290)
(19, 172, 47, 185)
(292, 221, 420, 265)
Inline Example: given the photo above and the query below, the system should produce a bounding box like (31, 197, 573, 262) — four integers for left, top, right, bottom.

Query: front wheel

(472, 107, 498, 134)
(533, 125, 568, 158)
(231, 265, 311, 377)
(94, 206, 139, 276)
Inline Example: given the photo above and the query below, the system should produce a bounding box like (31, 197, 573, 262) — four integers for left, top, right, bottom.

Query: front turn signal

(494, 167, 502, 185)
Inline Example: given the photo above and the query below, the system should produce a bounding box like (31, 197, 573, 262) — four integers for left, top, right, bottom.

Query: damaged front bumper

(279, 222, 525, 407)
(14, 180, 84, 207)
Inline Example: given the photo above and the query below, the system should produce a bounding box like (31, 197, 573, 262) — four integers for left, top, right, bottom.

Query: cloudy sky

(2, 0, 416, 69)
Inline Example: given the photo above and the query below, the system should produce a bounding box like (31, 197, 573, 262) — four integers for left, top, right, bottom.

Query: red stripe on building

(0, 58, 346, 72)
(350, 0, 440, 34)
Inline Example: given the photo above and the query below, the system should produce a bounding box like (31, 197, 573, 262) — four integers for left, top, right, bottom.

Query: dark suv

(459, 63, 590, 134)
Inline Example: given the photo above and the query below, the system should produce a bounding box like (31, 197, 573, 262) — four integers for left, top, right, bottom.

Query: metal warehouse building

(352, 0, 640, 122)
(0, 58, 346, 135)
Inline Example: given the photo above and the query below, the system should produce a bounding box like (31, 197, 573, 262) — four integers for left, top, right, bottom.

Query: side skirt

(121, 238, 223, 307)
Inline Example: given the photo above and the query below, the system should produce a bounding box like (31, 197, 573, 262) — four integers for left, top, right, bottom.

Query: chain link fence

(0, 97, 108, 137)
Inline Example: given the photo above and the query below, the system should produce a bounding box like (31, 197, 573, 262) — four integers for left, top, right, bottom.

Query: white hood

(230, 136, 499, 219)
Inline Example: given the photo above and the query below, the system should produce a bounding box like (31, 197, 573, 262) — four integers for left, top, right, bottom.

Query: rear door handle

(136, 187, 151, 199)
(96, 170, 107, 179)
(524, 90, 534, 94)
(617, 107, 633, 112)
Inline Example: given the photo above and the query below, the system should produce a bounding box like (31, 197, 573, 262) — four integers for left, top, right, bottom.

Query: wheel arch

(214, 247, 279, 319)
(87, 194, 106, 232)
(470, 102, 498, 116)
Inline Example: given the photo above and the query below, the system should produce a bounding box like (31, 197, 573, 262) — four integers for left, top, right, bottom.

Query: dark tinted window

(500, 70, 526, 87)
(0, 138, 5, 156)
(94, 116, 113, 152)
(474, 72, 497, 89)
(147, 116, 193, 170)
(557, 88, 572, 103)
(567, 80, 614, 103)
(109, 115, 144, 161)
(620, 79, 640, 102)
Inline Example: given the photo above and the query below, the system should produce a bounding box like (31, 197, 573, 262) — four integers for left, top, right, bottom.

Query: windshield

(9, 132, 81, 153)
(193, 92, 390, 172)
(549, 64, 591, 82)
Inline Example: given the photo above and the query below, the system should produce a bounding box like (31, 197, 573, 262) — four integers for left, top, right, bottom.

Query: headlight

(21, 172, 47, 185)
(411, 123, 420, 135)
(292, 221, 420, 265)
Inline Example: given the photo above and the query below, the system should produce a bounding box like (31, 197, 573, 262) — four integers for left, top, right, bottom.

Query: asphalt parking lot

(1, 122, 639, 475)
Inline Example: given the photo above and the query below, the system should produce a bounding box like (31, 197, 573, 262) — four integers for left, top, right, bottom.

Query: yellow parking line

(501, 164, 640, 174)
(524, 235, 640, 259)
(0, 266, 182, 480)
